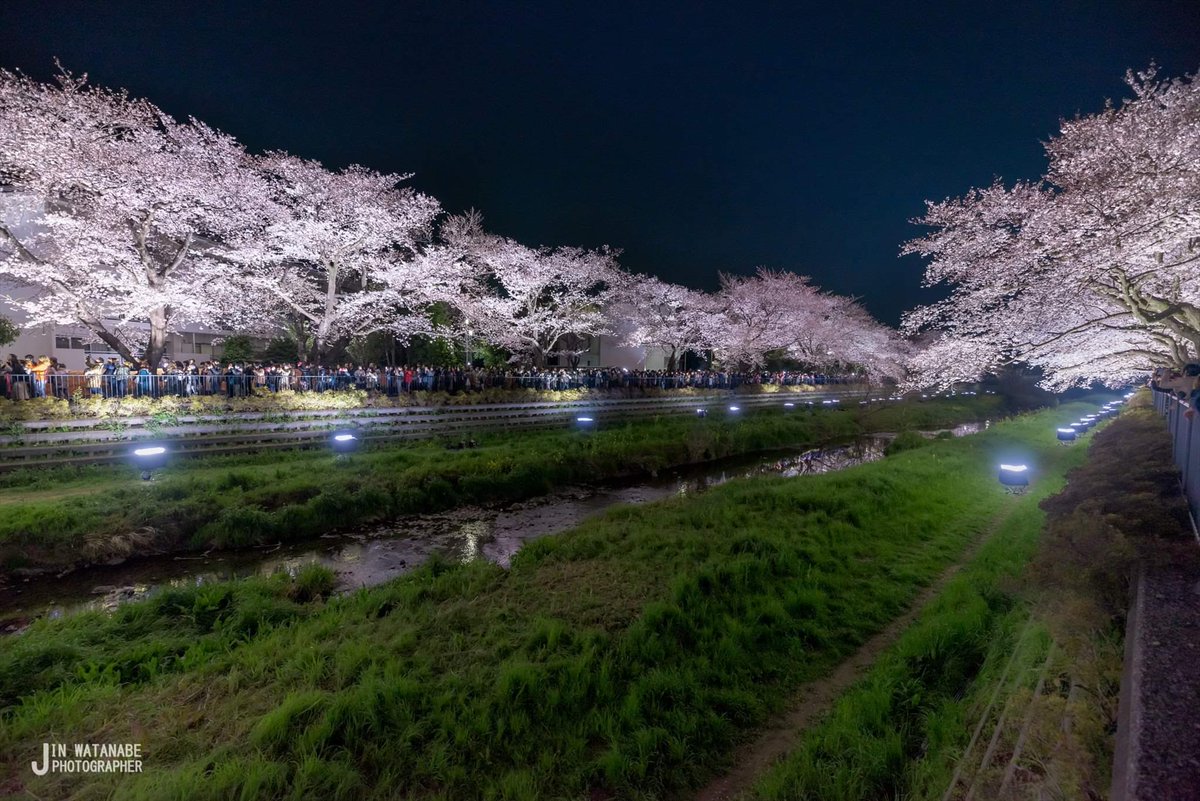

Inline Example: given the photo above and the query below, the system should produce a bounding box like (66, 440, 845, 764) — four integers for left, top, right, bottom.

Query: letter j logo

(31, 742, 49, 776)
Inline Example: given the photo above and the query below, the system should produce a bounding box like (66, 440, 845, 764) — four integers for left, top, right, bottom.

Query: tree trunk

(312, 261, 338, 365)
(78, 316, 136, 364)
(144, 305, 170, 368)
(667, 347, 678, 372)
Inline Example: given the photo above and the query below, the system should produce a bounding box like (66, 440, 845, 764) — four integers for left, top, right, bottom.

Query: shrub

(287, 564, 337, 602)
(884, 430, 928, 456)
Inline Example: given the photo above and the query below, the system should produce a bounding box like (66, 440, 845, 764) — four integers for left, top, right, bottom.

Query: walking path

(693, 507, 1014, 801)
(1113, 548, 1200, 801)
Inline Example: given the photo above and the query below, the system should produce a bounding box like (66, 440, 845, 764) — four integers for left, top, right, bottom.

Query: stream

(1, 423, 982, 630)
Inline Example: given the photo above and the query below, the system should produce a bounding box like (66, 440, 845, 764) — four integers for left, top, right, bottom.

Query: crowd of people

(1150, 364, 1200, 418)
(1, 354, 866, 401)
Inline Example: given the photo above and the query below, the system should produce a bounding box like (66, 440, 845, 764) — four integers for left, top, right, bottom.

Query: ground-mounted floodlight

(331, 432, 360, 455)
(727, 405, 741, 414)
(783, 402, 795, 411)
(998, 463, 1030, 493)
(695, 408, 708, 418)
(1056, 427, 1077, 443)
(575, 415, 596, 430)
(132, 445, 168, 480)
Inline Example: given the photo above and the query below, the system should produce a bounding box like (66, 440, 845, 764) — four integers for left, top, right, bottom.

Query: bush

(287, 564, 337, 602)
(884, 430, 928, 456)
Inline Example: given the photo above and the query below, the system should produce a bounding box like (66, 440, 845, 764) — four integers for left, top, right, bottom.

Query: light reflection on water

(3, 428, 978, 629)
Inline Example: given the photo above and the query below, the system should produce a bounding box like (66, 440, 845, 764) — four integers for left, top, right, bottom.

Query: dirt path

(693, 509, 1013, 801)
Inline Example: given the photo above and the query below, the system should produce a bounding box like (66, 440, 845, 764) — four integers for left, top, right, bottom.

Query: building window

(54, 335, 70, 349)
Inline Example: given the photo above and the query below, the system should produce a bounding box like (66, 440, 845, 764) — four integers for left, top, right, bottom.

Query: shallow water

(1, 423, 982, 628)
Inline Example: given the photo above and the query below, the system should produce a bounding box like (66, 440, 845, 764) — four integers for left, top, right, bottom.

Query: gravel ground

(1131, 550, 1200, 801)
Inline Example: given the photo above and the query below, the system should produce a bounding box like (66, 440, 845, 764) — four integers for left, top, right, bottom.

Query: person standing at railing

(85, 360, 103, 397)
(135, 363, 152, 398)
(112, 361, 129, 398)
(46, 358, 64, 399)
(6, 354, 28, 400)
(29, 355, 49, 398)
(100, 358, 115, 398)
(185, 360, 200, 396)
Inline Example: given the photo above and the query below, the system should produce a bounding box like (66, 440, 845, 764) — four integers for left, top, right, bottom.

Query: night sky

(2, 1, 1198, 325)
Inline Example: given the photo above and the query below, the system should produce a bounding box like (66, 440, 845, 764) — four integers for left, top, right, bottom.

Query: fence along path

(1152, 390, 1200, 526)
(0, 388, 869, 470)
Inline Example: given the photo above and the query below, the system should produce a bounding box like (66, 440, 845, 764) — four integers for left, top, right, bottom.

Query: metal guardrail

(1152, 390, 1200, 524)
(0, 388, 870, 470)
(1, 371, 864, 400)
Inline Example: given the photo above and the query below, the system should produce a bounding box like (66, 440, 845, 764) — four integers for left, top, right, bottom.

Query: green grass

(0, 401, 1090, 801)
(0, 395, 1002, 574)
(748, 471, 1077, 801)
(748, 400, 1170, 801)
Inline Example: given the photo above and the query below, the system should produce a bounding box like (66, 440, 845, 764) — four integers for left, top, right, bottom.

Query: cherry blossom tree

(446, 214, 625, 367)
(816, 297, 908, 381)
(234, 154, 448, 362)
(705, 268, 904, 379)
(706, 269, 816, 368)
(613, 275, 713, 370)
(0, 66, 276, 366)
(903, 67, 1200, 390)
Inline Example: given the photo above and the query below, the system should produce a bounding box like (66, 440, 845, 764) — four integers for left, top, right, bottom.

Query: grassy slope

(748, 454, 1081, 801)
(749, 402, 1174, 801)
(0, 396, 1000, 574)
(0, 402, 1087, 801)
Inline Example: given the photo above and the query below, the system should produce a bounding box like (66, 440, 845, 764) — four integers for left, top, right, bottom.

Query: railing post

(1183, 407, 1193, 489)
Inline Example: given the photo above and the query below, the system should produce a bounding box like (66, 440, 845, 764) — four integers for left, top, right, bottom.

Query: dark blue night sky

(2, 1, 1197, 324)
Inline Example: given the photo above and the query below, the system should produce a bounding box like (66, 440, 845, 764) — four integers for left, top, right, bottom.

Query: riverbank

(0, 402, 1088, 800)
(746, 399, 1178, 801)
(2, 438, 901, 625)
(0, 395, 1001, 577)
